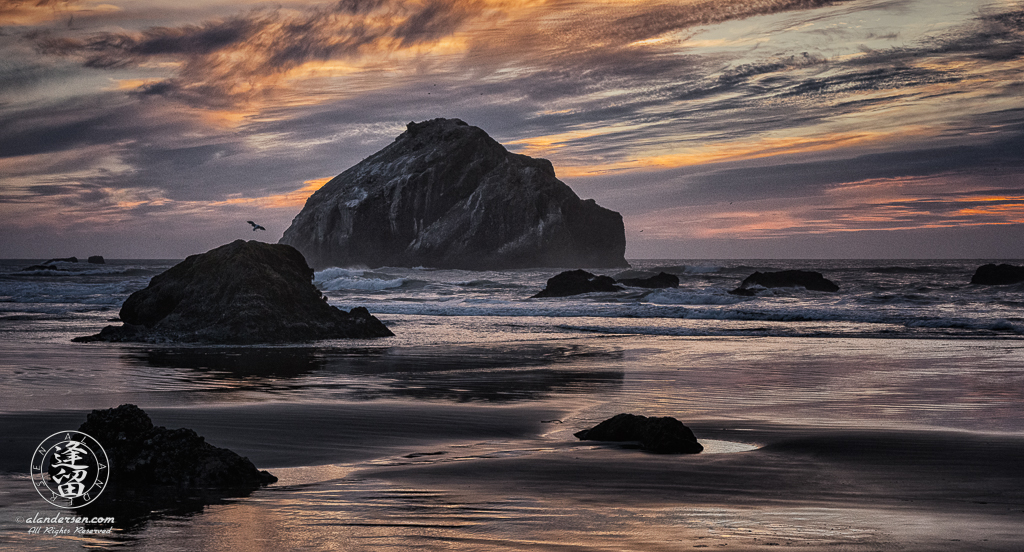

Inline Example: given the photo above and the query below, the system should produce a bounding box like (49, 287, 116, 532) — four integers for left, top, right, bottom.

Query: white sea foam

(2, 258, 1022, 339)
(644, 288, 744, 306)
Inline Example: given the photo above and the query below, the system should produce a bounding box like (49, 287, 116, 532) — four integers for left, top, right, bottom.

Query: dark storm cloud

(0, 102, 128, 158)
(0, 93, 206, 160)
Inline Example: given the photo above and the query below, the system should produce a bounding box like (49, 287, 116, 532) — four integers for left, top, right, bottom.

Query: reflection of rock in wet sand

(122, 343, 625, 402)
(73, 404, 276, 529)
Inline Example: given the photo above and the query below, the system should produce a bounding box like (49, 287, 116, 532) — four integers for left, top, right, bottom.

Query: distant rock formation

(23, 256, 80, 270)
(78, 404, 276, 490)
(88, 255, 105, 264)
(21, 264, 70, 272)
(533, 269, 623, 298)
(280, 118, 628, 270)
(729, 269, 839, 295)
(74, 240, 392, 343)
(575, 413, 703, 454)
(970, 264, 1024, 285)
(617, 272, 679, 289)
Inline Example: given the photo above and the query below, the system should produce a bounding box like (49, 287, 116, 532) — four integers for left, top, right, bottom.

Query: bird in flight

(247, 221, 266, 231)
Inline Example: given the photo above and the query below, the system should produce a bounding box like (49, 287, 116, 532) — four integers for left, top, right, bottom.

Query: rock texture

(729, 269, 839, 295)
(575, 413, 703, 454)
(617, 272, 679, 289)
(74, 240, 392, 343)
(280, 118, 628, 270)
(970, 263, 1024, 285)
(78, 404, 276, 489)
(533, 269, 623, 298)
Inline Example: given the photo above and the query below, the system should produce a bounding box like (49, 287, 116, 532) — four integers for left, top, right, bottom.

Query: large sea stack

(74, 240, 392, 343)
(280, 118, 628, 270)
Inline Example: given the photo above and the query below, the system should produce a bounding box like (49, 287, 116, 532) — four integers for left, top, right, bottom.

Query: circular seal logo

(30, 431, 110, 508)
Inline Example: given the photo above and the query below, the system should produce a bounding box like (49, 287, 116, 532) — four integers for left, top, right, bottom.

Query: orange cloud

(213, 177, 331, 209)
(545, 128, 922, 178)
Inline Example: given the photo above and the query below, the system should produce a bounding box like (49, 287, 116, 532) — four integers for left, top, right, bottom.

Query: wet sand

(3, 336, 1024, 550)
(354, 423, 1024, 550)
(5, 403, 1022, 550)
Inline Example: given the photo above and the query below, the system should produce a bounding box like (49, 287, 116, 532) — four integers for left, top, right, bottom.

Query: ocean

(1, 257, 1023, 550)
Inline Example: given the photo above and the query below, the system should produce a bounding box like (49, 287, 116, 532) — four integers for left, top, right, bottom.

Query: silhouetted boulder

(617, 272, 679, 289)
(74, 240, 392, 343)
(970, 264, 1024, 285)
(88, 256, 105, 264)
(729, 269, 839, 295)
(533, 269, 623, 298)
(44, 256, 78, 264)
(280, 118, 628, 270)
(575, 413, 703, 454)
(78, 404, 276, 490)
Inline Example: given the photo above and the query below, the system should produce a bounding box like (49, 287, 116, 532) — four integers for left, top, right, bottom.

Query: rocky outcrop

(78, 404, 276, 490)
(533, 269, 623, 298)
(970, 264, 1024, 285)
(575, 413, 703, 454)
(729, 269, 839, 295)
(23, 256, 80, 271)
(74, 240, 392, 343)
(280, 118, 628, 270)
(88, 255, 105, 264)
(21, 264, 70, 271)
(617, 272, 679, 289)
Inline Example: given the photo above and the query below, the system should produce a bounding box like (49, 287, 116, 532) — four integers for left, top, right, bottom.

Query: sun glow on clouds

(0, 1, 119, 26)
(2, 0, 1024, 257)
(631, 173, 1024, 244)
(214, 177, 330, 209)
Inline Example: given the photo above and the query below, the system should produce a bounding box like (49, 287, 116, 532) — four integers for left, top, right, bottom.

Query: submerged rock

(533, 269, 623, 298)
(729, 269, 839, 295)
(617, 272, 679, 289)
(280, 118, 628, 270)
(575, 413, 703, 454)
(74, 240, 392, 343)
(78, 404, 276, 490)
(970, 263, 1024, 285)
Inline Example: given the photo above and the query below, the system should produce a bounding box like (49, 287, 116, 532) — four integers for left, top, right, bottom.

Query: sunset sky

(1, 0, 1022, 260)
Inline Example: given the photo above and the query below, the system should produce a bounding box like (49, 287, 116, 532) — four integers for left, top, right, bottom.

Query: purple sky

(2, 0, 1023, 260)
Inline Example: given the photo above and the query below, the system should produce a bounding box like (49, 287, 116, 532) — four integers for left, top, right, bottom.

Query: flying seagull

(247, 221, 266, 231)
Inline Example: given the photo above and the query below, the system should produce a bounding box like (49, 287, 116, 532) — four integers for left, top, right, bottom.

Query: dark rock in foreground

(617, 272, 679, 289)
(533, 269, 623, 298)
(729, 269, 839, 295)
(280, 118, 628, 270)
(74, 240, 392, 343)
(575, 413, 703, 454)
(88, 255, 105, 264)
(970, 263, 1024, 285)
(79, 404, 276, 490)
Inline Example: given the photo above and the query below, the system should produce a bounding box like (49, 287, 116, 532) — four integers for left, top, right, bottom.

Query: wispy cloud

(3, 0, 1024, 258)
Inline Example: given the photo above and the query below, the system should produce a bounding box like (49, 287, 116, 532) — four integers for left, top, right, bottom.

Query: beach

(2, 329, 1023, 551)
